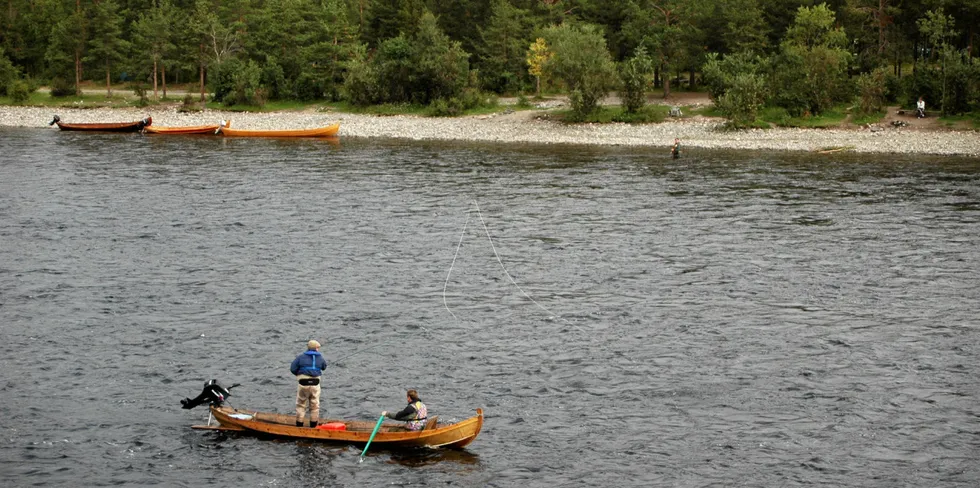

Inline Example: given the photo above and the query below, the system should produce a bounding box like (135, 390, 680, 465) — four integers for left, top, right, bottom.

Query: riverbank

(2, 104, 978, 156)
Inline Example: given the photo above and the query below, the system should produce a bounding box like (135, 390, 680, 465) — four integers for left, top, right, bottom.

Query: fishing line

(443, 208, 470, 321)
(469, 199, 570, 325)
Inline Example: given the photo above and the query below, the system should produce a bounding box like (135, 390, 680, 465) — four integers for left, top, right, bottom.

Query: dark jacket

(290, 350, 326, 377)
(388, 401, 425, 421)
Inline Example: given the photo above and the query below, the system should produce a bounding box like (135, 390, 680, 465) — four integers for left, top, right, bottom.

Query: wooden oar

(359, 414, 386, 462)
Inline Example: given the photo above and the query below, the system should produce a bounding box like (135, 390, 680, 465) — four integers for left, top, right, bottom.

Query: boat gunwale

(207, 405, 482, 448)
(218, 122, 339, 138)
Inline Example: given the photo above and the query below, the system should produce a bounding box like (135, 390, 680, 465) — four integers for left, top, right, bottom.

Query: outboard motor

(49, 115, 61, 126)
(180, 379, 238, 409)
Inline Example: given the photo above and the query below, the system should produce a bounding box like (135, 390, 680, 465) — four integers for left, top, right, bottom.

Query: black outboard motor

(49, 115, 61, 126)
(180, 379, 238, 409)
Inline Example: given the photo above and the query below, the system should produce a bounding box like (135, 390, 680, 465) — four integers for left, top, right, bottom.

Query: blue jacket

(290, 350, 326, 377)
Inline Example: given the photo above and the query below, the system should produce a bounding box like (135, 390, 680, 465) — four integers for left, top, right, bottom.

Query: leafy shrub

(856, 67, 887, 116)
(941, 51, 980, 115)
(716, 73, 767, 128)
(130, 84, 150, 107)
(294, 72, 325, 101)
(8, 79, 31, 104)
(260, 62, 287, 100)
(428, 97, 464, 116)
(884, 72, 903, 104)
(343, 52, 380, 106)
(49, 77, 76, 97)
(179, 94, 201, 112)
(619, 47, 654, 114)
(903, 67, 939, 110)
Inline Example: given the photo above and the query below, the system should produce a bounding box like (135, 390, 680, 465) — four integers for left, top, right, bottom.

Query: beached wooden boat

(181, 380, 481, 449)
(218, 121, 339, 137)
(194, 405, 483, 449)
(49, 114, 151, 132)
(143, 120, 228, 135)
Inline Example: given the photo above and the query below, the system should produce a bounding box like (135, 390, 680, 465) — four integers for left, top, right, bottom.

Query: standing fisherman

(290, 340, 327, 427)
(670, 138, 681, 159)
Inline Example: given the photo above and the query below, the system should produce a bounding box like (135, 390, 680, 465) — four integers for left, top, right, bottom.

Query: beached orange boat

(218, 121, 339, 137)
(50, 114, 151, 132)
(143, 120, 229, 135)
(181, 380, 482, 450)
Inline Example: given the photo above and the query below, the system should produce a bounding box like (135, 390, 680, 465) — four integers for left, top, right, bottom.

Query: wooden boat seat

(423, 416, 438, 431)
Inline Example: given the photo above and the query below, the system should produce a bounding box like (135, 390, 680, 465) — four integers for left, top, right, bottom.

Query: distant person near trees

(916, 97, 926, 118)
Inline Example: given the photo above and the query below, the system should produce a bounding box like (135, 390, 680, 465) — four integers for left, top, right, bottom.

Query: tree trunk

(877, 0, 886, 56)
(105, 60, 111, 97)
(199, 43, 206, 103)
(689, 67, 696, 90)
(663, 62, 671, 99)
(162, 64, 167, 99)
(153, 56, 159, 98)
(74, 51, 82, 96)
(535, 75, 540, 97)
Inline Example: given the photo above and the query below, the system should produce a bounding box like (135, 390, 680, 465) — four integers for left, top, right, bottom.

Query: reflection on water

(387, 447, 481, 467)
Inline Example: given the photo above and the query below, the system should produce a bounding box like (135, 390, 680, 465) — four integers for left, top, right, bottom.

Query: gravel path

(2, 105, 978, 156)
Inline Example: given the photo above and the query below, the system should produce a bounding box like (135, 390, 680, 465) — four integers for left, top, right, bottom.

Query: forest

(1, 0, 978, 125)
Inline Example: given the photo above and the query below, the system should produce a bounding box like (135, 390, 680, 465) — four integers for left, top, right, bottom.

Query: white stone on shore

(1, 105, 977, 156)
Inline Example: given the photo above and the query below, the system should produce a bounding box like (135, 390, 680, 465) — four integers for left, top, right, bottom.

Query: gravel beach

(2, 105, 978, 156)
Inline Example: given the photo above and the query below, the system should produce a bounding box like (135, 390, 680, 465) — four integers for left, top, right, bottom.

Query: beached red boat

(49, 114, 151, 132)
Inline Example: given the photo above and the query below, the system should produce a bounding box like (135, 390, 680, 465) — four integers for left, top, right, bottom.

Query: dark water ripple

(1, 128, 978, 487)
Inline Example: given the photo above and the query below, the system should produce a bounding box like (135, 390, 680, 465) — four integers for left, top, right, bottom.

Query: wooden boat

(143, 120, 229, 135)
(49, 114, 151, 132)
(181, 380, 481, 449)
(218, 121, 339, 138)
(193, 405, 483, 449)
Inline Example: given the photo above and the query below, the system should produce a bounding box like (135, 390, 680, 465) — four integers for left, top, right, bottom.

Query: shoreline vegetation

(1, 93, 978, 157)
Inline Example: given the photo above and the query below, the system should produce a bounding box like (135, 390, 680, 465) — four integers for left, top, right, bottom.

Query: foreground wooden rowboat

(143, 120, 228, 135)
(218, 122, 340, 137)
(194, 405, 483, 449)
(50, 114, 151, 132)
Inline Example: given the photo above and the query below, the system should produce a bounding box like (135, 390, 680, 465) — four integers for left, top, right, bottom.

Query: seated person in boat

(290, 340, 327, 427)
(382, 389, 428, 431)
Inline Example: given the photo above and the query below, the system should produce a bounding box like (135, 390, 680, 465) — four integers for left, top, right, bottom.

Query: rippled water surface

(1, 128, 979, 487)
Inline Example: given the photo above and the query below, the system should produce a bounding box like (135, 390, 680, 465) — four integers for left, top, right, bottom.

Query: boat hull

(143, 124, 222, 135)
(199, 405, 482, 449)
(53, 116, 151, 132)
(218, 122, 339, 138)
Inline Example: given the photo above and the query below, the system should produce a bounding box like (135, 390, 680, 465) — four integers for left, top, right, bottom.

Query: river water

(1, 128, 978, 487)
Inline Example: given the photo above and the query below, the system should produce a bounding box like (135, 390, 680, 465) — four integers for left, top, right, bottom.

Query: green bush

(903, 67, 939, 110)
(428, 97, 464, 116)
(716, 73, 767, 128)
(884, 72, 903, 104)
(49, 77, 76, 97)
(0, 47, 19, 96)
(8, 79, 31, 104)
(619, 47, 654, 114)
(294, 72, 325, 101)
(210, 58, 263, 106)
(941, 51, 980, 115)
(179, 93, 201, 112)
(541, 23, 617, 121)
(130, 84, 150, 107)
(856, 68, 887, 116)
(260, 62, 288, 100)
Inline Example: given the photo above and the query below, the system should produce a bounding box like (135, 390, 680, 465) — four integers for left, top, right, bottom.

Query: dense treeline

(1, 0, 978, 122)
